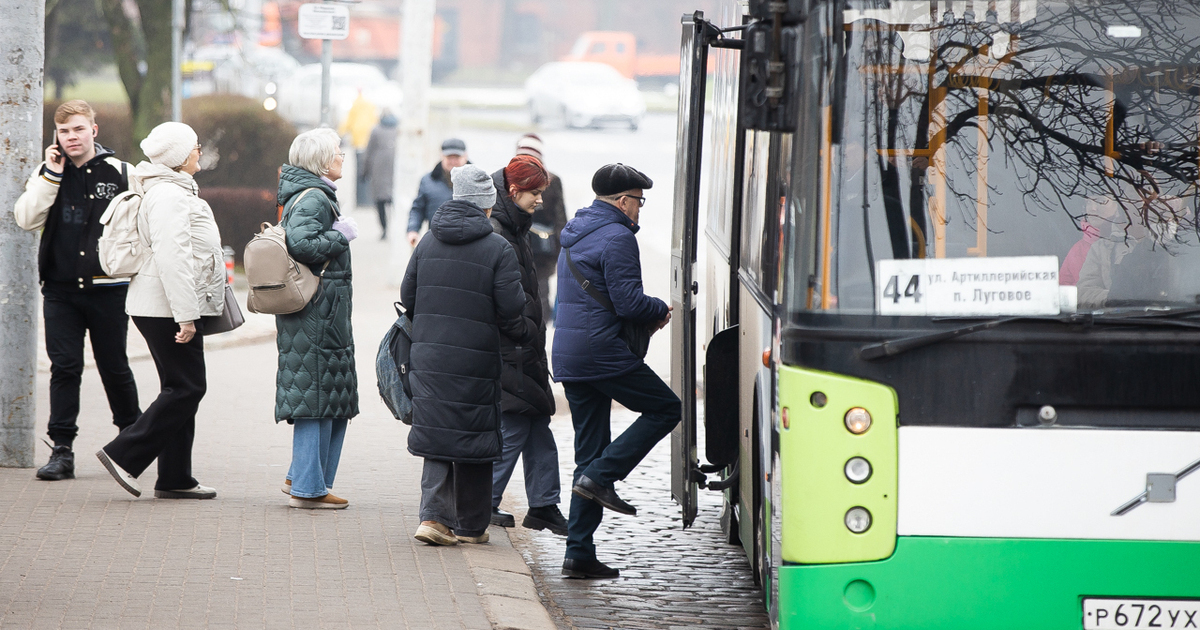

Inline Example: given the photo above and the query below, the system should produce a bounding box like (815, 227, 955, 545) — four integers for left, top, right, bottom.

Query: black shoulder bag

(564, 247, 652, 359)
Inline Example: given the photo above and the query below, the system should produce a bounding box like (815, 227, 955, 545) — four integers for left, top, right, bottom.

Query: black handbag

(529, 222, 558, 262)
(564, 247, 652, 359)
(202, 284, 245, 335)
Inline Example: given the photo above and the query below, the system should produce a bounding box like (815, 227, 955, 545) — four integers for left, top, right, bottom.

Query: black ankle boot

(523, 505, 568, 536)
(36, 443, 75, 480)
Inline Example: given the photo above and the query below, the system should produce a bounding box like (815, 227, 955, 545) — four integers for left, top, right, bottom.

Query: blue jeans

(561, 363, 681, 561)
(491, 413, 560, 509)
(287, 418, 348, 498)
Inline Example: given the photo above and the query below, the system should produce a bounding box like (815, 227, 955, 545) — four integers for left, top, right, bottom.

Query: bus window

(741, 131, 772, 293)
(788, 0, 1200, 317)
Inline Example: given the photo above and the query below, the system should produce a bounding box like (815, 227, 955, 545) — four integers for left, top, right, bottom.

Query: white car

(275, 62, 403, 129)
(526, 61, 646, 130)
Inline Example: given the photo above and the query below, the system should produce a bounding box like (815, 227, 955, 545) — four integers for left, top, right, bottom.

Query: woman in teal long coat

(275, 128, 360, 509)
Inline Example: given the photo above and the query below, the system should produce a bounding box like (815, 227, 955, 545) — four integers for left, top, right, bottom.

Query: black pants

(42, 283, 140, 446)
(102, 317, 205, 491)
(562, 363, 681, 561)
(419, 459, 493, 537)
(375, 200, 390, 237)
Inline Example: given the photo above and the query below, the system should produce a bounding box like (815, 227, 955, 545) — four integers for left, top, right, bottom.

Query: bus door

(670, 11, 712, 528)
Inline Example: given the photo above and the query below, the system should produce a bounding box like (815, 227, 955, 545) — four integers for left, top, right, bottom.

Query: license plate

(1083, 598, 1200, 629)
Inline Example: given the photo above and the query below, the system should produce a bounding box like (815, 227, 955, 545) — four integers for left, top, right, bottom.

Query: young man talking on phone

(13, 100, 141, 480)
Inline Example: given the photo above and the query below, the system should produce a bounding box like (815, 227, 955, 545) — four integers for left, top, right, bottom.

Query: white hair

(288, 127, 342, 175)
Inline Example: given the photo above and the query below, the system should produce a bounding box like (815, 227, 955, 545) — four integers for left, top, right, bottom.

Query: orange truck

(563, 31, 681, 82)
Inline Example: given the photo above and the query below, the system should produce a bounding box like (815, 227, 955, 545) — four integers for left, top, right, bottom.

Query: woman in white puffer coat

(96, 121, 225, 501)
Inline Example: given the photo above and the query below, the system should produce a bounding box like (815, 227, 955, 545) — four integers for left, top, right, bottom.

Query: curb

(461, 526, 557, 630)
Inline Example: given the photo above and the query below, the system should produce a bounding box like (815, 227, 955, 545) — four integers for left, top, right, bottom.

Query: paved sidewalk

(1, 205, 556, 630)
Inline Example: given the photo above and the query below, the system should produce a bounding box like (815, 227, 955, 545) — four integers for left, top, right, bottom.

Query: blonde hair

(288, 127, 342, 176)
(54, 100, 96, 126)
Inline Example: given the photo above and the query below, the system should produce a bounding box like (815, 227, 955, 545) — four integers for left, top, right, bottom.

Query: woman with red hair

(486, 155, 568, 536)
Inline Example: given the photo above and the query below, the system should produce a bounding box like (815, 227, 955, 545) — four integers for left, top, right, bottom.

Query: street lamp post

(0, 0, 45, 467)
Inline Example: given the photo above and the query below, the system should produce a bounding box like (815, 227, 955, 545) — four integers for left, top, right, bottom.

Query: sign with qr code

(298, 4, 350, 40)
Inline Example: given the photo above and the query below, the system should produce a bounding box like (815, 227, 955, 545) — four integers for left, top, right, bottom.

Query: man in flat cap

(406, 138, 468, 248)
(551, 163, 678, 579)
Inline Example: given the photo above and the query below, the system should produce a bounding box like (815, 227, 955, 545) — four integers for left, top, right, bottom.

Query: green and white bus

(668, 2, 1200, 628)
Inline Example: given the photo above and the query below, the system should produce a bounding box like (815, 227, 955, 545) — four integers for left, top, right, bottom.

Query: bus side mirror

(739, 22, 802, 131)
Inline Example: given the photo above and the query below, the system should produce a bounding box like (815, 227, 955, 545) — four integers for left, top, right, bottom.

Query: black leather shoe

(491, 507, 515, 528)
(36, 444, 75, 480)
(571, 475, 636, 516)
(562, 557, 619, 579)
(523, 505, 568, 536)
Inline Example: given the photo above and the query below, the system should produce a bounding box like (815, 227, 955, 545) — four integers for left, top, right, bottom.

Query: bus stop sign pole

(298, 2, 351, 127)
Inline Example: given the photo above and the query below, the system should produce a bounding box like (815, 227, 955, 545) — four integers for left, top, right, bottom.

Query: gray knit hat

(451, 164, 496, 209)
(141, 121, 198, 169)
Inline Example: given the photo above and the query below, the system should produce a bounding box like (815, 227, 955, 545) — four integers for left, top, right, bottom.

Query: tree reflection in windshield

(818, 0, 1200, 314)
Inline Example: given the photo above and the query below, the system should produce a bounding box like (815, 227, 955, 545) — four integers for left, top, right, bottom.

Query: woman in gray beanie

(97, 121, 224, 500)
(401, 164, 532, 545)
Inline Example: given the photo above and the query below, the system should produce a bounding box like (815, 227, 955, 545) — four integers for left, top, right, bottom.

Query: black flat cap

(441, 138, 467, 156)
(592, 163, 653, 196)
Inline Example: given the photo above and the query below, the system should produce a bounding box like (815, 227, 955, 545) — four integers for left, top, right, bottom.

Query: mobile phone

(53, 137, 64, 164)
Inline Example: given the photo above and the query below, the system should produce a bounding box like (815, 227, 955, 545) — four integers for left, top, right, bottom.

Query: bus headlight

(845, 457, 872, 484)
(845, 506, 872, 533)
(845, 407, 872, 434)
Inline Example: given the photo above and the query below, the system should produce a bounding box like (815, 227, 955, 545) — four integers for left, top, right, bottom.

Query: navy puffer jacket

(401, 199, 530, 462)
(552, 200, 668, 382)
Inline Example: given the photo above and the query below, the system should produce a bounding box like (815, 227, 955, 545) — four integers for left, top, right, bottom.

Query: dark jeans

(375, 200, 390, 237)
(420, 459, 493, 538)
(102, 317, 205, 491)
(562, 363, 681, 561)
(42, 283, 140, 446)
(491, 413, 560, 509)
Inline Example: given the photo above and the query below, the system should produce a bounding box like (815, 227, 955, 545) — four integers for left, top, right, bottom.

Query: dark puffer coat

(274, 165, 359, 422)
(401, 199, 531, 462)
(490, 168, 555, 419)
(552, 200, 668, 382)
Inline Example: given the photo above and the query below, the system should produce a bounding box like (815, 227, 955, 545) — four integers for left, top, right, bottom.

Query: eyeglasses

(336, 152, 346, 158)
(618, 195, 646, 208)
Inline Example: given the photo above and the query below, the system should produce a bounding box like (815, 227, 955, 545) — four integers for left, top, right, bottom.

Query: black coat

(401, 199, 531, 462)
(490, 169, 555, 418)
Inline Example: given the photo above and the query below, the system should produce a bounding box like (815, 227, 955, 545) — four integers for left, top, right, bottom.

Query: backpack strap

(281, 187, 332, 278)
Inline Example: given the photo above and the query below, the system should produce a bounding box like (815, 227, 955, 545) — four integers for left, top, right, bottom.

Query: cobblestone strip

(501, 404, 770, 630)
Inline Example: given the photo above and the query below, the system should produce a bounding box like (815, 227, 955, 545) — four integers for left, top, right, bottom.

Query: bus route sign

(298, 3, 350, 40)
(876, 256, 1062, 317)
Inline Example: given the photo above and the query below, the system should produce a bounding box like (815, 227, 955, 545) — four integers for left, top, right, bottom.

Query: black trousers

(42, 283, 141, 446)
(562, 363, 681, 561)
(419, 459, 493, 537)
(102, 316, 205, 491)
(375, 200, 390, 236)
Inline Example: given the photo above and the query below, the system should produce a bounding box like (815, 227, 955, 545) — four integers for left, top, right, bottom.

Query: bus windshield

(790, 1, 1200, 317)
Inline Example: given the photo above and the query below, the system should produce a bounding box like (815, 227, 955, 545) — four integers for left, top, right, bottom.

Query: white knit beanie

(141, 122, 198, 169)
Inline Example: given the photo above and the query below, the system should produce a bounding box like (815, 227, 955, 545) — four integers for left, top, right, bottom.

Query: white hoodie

(124, 162, 225, 322)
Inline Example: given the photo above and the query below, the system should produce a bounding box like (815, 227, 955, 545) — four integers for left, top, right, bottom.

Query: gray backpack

(244, 188, 330, 315)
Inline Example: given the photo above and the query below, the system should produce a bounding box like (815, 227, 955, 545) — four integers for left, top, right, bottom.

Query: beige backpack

(244, 188, 330, 315)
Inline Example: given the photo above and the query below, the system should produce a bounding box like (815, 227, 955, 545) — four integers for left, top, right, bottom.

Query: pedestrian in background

(488, 155, 568, 536)
(361, 109, 398, 240)
(402, 164, 531, 546)
(337, 88, 377, 208)
(552, 164, 678, 578)
(406, 138, 467, 248)
(515, 134, 568, 325)
(95, 122, 222, 500)
(14, 99, 141, 481)
(276, 128, 360, 509)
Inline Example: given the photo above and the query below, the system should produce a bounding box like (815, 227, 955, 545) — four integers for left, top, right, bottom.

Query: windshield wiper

(859, 310, 1200, 361)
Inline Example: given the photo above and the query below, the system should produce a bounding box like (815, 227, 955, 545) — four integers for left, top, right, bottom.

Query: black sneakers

(523, 505, 568, 536)
(491, 507, 516, 528)
(36, 443, 75, 481)
(562, 557, 620, 579)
